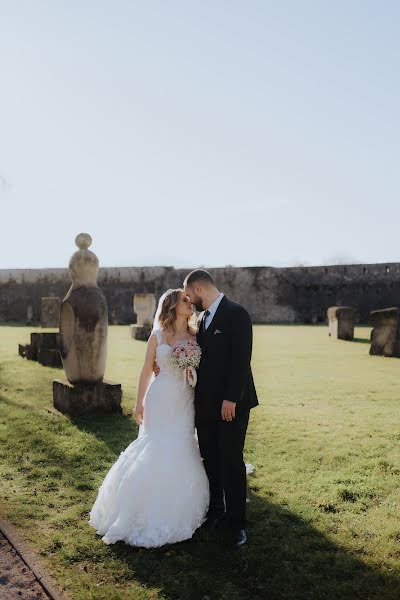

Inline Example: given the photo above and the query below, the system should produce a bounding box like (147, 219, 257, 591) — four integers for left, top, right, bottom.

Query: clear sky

(1, 1, 399, 269)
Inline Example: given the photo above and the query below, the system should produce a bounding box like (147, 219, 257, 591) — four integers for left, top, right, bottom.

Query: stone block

(19, 332, 60, 363)
(369, 307, 400, 357)
(130, 323, 152, 341)
(37, 332, 58, 349)
(133, 293, 156, 327)
(53, 379, 123, 415)
(38, 348, 62, 368)
(40, 297, 60, 328)
(28, 333, 40, 360)
(327, 306, 355, 340)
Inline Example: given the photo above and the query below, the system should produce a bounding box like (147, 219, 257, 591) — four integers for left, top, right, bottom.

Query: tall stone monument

(53, 233, 122, 415)
(130, 293, 156, 341)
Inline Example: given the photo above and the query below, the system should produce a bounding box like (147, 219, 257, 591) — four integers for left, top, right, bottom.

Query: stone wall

(1, 262, 399, 324)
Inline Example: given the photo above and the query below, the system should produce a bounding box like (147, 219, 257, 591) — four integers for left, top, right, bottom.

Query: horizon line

(0, 261, 398, 272)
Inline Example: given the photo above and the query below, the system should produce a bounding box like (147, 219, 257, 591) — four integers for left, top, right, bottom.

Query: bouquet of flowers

(170, 339, 202, 387)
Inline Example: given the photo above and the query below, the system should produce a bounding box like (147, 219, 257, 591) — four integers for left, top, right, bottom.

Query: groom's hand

(153, 359, 160, 376)
(221, 400, 236, 421)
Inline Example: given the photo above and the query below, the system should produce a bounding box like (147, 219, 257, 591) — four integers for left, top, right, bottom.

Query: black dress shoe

(200, 513, 225, 531)
(231, 528, 247, 548)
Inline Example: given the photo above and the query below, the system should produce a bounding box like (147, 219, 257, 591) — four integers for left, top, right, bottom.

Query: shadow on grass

(70, 413, 139, 454)
(0, 393, 137, 465)
(103, 492, 400, 600)
(353, 324, 372, 345)
(2, 394, 400, 600)
(73, 417, 400, 600)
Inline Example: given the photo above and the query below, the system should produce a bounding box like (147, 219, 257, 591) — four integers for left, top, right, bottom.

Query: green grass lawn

(1, 324, 400, 599)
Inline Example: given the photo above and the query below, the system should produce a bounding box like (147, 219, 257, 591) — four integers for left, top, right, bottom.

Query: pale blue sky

(1, 1, 399, 268)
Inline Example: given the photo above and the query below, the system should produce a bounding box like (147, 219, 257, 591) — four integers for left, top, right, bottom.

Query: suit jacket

(195, 296, 259, 422)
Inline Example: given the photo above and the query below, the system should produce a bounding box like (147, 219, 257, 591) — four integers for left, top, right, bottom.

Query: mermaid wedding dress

(88, 329, 210, 548)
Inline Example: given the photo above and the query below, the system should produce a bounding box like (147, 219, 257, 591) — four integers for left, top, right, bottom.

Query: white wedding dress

(88, 330, 210, 548)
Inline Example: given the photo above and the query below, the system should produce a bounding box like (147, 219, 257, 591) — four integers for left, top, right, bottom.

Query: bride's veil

(151, 289, 174, 334)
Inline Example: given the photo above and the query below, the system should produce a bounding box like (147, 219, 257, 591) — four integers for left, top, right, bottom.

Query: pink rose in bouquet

(170, 339, 202, 387)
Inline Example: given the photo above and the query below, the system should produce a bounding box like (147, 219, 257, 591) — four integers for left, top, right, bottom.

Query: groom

(183, 269, 259, 548)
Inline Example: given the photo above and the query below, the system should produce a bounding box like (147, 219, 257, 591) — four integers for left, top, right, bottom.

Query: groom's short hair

(184, 269, 215, 288)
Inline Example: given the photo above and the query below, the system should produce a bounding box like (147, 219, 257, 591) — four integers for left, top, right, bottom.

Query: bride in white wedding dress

(88, 289, 209, 548)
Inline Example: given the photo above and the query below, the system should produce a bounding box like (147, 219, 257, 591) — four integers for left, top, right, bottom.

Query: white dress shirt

(204, 293, 225, 330)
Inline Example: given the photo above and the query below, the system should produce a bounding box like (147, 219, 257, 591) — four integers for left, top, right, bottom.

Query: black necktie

(202, 310, 210, 333)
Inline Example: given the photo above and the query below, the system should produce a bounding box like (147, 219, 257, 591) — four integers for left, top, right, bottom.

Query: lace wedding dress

(88, 330, 210, 547)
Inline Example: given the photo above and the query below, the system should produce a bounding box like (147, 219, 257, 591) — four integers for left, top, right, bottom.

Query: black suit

(195, 295, 258, 529)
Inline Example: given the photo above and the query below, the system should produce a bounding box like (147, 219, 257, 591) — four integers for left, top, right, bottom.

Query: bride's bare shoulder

(147, 332, 159, 347)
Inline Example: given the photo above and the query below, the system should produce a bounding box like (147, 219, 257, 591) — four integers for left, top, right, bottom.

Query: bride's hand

(134, 404, 144, 425)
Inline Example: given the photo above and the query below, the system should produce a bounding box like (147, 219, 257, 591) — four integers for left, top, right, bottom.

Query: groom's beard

(189, 292, 205, 312)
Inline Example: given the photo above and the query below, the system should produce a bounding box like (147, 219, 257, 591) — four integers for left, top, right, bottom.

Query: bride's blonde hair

(158, 289, 197, 335)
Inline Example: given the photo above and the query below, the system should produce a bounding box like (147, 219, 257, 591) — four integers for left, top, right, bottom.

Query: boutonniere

(214, 329, 222, 335)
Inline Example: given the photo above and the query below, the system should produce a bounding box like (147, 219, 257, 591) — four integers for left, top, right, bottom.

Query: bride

(88, 289, 210, 547)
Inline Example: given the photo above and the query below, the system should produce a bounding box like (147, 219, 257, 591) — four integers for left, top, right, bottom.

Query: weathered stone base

(53, 379, 123, 415)
(369, 307, 400, 357)
(130, 324, 152, 341)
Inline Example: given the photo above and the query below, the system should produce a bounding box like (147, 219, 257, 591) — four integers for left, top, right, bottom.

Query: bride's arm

(134, 334, 157, 424)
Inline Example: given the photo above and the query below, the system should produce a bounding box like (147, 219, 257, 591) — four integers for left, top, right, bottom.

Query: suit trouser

(196, 409, 250, 530)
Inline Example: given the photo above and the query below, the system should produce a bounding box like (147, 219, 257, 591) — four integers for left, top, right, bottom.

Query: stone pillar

(369, 307, 400, 357)
(40, 297, 60, 328)
(130, 293, 156, 341)
(53, 233, 122, 414)
(327, 306, 355, 340)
